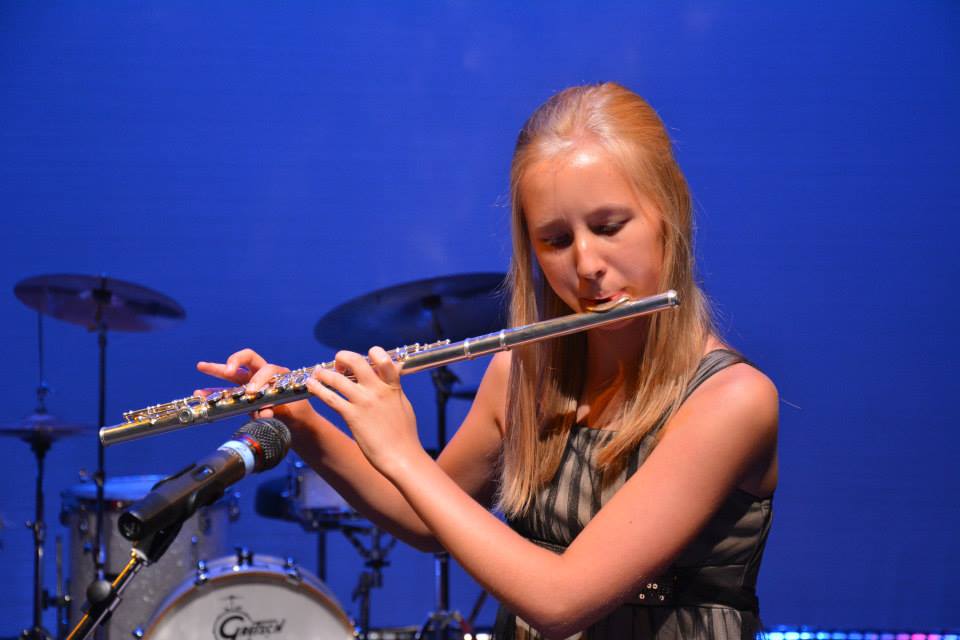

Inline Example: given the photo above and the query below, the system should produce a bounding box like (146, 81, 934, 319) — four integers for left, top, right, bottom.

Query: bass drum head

(143, 553, 354, 640)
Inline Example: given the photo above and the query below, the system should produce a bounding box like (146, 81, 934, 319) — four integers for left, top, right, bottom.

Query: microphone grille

(238, 418, 292, 469)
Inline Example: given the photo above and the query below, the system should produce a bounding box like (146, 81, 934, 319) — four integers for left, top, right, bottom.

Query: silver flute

(100, 290, 679, 446)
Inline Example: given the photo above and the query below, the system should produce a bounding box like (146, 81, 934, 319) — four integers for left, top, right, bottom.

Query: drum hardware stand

(66, 522, 184, 640)
(310, 275, 507, 640)
(281, 479, 351, 583)
(21, 428, 54, 640)
(18, 313, 72, 640)
(417, 302, 477, 640)
(91, 280, 111, 593)
(12, 274, 185, 639)
(343, 525, 397, 638)
(54, 536, 71, 640)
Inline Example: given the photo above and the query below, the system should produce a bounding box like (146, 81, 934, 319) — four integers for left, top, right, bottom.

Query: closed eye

(541, 234, 573, 249)
(592, 221, 626, 236)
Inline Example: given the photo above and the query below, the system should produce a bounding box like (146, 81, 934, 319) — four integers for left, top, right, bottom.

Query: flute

(100, 290, 679, 446)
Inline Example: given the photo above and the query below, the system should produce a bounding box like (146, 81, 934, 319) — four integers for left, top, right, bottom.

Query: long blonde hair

(498, 82, 713, 517)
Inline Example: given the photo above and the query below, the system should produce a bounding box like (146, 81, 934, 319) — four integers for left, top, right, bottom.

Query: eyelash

(543, 234, 572, 249)
(595, 222, 624, 235)
(541, 222, 625, 249)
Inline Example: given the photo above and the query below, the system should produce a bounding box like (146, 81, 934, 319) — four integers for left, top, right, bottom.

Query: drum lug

(131, 627, 145, 639)
(76, 508, 89, 536)
(194, 559, 209, 586)
(235, 546, 253, 568)
(283, 557, 302, 585)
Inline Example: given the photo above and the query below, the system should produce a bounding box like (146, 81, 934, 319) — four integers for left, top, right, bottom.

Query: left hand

(306, 347, 424, 478)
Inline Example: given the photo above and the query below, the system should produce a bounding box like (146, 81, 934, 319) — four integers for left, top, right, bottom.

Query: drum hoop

(61, 475, 238, 510)
(144, 559, 354, 634)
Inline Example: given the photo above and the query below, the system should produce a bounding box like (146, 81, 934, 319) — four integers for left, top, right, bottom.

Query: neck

(584, 317, 649, 388)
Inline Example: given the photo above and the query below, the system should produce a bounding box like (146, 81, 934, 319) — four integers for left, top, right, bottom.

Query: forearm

(286, 409, 444, 551)
(387, 453, 622, 638)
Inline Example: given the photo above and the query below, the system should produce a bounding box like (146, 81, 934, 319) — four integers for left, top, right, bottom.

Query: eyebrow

(585, 205, 635, 220)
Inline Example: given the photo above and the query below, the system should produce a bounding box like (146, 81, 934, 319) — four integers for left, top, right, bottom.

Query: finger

(313, 365, 360, 402)
(250, 406, 275, 420)
(335, 350, 378, 385)
(192, 386, 226, 398)
(306, 377, 352, 415)
(246, 365, 289, 393)
(368, 346, 401, 388)
(225, 349, 268, 378)
(197, 361, 251, 384)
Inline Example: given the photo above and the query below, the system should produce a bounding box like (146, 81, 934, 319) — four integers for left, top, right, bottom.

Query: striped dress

(494, 350, 773, 640)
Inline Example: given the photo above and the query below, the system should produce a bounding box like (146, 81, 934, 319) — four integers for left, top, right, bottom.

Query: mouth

(581, 292, 631, 312)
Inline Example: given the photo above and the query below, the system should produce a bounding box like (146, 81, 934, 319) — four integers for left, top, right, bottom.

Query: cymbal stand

(92, 280, 110, 583)
(20, 312, 56, 640)
(21, 432, 53, 640)
(342, 525, 397, 637)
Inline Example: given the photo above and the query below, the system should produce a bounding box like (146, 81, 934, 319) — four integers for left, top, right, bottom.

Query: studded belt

(526, 539, 757, 612)
(629, 566, 758, 612)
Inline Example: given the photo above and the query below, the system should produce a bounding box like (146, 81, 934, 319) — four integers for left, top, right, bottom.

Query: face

(520, 144, 664, 316)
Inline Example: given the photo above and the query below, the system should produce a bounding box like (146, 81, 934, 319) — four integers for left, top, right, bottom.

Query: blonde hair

(498, 82, 713, 517)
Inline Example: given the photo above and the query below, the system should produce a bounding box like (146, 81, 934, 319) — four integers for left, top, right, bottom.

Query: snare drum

(288, 458, 364, 529)
(60, 475, 239, 638)
(142, 551, 354, 639)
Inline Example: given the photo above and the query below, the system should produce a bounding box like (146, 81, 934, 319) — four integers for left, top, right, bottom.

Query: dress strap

(681, 349, 750, 403)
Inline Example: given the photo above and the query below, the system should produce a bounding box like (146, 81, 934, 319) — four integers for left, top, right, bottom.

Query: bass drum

(142, 551, 354, 639)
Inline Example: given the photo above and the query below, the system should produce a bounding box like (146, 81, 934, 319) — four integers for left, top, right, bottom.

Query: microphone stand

(65, 521, 183, 640)
(68, 423, 262, 640)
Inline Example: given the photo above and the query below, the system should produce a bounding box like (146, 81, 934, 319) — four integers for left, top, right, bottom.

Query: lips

(579, 291, 631, 310)
(581, 291, 625, 304)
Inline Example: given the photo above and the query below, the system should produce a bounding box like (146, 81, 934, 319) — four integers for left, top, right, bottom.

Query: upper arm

(555, 364, 778, 622)
(435, 352, 511, 508)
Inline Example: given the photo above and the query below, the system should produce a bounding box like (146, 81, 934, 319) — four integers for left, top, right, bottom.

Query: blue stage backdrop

(1, 2, 957, 634)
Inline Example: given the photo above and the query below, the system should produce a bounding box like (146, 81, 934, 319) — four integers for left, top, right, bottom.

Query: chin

(592, 315, 645, 335)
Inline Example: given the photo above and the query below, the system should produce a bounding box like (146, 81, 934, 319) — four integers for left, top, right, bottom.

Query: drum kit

(4, 272, 506, 640)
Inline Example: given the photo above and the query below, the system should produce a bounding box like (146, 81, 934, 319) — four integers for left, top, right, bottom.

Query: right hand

(195, 348, 315, 424)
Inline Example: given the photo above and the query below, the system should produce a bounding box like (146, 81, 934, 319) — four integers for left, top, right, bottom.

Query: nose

(574, 234, 606, 281)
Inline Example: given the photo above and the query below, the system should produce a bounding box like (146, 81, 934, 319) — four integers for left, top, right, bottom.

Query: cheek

(618, 229, 665, 287)
(533, 252, 561, 287)
(533, 252, 578, 300)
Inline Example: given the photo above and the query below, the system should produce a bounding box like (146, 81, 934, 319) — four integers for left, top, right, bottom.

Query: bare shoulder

(663, 360, 778, 495)
(704, 360, 776, 409)
(682, 361, 777, 435)
(486, 349, 513, 380)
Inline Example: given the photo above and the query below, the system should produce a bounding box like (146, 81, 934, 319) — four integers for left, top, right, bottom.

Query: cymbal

(314, 272, 507, 352)
(14, 274, 185, 332)
(0, 412, 95, 445)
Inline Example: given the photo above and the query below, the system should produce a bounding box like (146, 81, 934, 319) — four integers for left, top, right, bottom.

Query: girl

(199, 82, 778, 639)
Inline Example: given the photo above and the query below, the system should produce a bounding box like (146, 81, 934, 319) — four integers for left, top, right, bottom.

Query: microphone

(118, 418, 291, 541)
